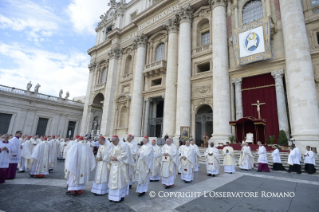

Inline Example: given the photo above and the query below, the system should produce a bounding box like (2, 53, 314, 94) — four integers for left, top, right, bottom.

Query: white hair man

(179, 140, 195, 183)
(222, 142, 235, 174)
(126, 134, 139, 189)
(150, 139, 162, 181)
(135, 136, 154, 197)
(238, 142, 254, 170)
(204, 142, 220, 177)
(161, 138, 179, 189)
(190, 139, 201, 172)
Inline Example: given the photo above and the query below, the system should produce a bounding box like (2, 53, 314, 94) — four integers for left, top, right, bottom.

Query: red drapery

(242, 73, 279, 142)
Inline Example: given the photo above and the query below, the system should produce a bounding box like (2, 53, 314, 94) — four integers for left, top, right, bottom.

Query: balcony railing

(192, 44, 211, 55)
(94, 83, 106, 91)
(144, 60, 167, 77)
(0, 84, 84, 107)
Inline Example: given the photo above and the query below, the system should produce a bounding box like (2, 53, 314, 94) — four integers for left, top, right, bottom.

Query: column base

(173, 136, 180, 147)
(291, 134, 319, 150)
(210, 134, 233, 146)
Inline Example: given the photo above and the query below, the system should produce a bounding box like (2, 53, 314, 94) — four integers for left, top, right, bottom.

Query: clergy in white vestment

(287, 145, 301, 174)
(7, 131, 22, 179)
(108, 135, 134, 202)
(178, 144, 185, 174)
(19, 136, 34, 172)
(91, 136, 113, 196)
(257, 141, 270, 172)
(126, 134, 138, 188)
(30, 138, 50, 178)
(204, 142, 220, 177)
(59, 138, 68, 159)
(135, 136, 154, 197)
(293, 144, 302, 163)
(190, 139, 201, 172)
(64, 136, 79, 183)
(161, 138, 179, 189)
(66, 136, 96, 195)
(17, 136, 27, 173)
(48, 135, 59, 172)
(303, 146, 316, 174)
(271, 145, 286, 171)
(238, 142, 254, 170)
(0, 134, 14, 183)
(179, 140, 195, 183)
(222, 142, 235, 174)
(150, 139, 162, 181)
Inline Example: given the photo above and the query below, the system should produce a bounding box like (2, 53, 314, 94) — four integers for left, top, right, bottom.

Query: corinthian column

(100, 47, 121, 136)
(174, 5, 193, 144)
(209, 0, 232, 144)
(271, 70, 289, 136)
(232, 78, 243, 120)
(163, 18, 179, 138)
(143, 98, 151, 135)
(80, 61, 96, 135)
(280, 0, 319, 149)
(128, 34, 148, 136)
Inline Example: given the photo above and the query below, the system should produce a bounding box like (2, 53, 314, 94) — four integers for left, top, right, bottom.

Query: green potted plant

(278, 130, 288, 150)
(267, 135, 275, 146)
(229, 135, 235, 144)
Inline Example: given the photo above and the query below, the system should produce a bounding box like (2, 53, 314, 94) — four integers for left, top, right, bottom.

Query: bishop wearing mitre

(91, 136, 113, 196)
(30, 136, 50, 178)
(179, 140, 195, 183)
(238, 142, 254, 170)
(126, 134, 139, 188)
(161, 138, 179, 189)
(190, 139, 201, 172)
(204, 142, 220, 177)
(222, 142, 235, 174)
(108, 135, 134, 203)
(65, 136, 96, 195)
(150, 139, 162, 181)
(135, 136, 154, 197)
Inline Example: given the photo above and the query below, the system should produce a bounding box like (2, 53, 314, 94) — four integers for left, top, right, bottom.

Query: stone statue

(34, 83, 41, 93)
(65, 91, 70, 99)
(59, 89, 63, 98)
(26, 81, 32, 91)
(92, 121, 98, 131)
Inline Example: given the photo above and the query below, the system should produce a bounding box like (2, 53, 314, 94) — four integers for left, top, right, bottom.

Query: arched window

(119, 106, 128, 128)
(242, 0, 263, 25)
(201, 31, 210, 46)
(155, 43, 165, 61)
(124, 55, 132, 75)
(100, 68, 106, 84)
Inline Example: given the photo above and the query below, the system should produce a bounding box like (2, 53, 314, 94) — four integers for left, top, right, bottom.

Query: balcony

(192, 44, 211, 58)
(144, 60, 167, 78)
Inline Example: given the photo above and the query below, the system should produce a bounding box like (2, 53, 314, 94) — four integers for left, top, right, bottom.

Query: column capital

(231, 77, 242, 84)
(108, 47, 122, 59)
(175, 4, 193, 24)
(134, 33, 148, 48)
(144, 97, 151, 102)
(163, 18, 179, 34)
(271, 69, 284, 78)
(208, 0, 228, 10)
(88, 61, 96, 72)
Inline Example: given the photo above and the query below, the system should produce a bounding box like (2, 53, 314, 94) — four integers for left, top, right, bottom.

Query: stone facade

(0, 84, 83, 137)
(81, 0, 319, 150)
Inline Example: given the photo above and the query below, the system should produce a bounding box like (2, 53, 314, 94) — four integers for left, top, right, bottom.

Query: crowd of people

(0, 131, 317, 202)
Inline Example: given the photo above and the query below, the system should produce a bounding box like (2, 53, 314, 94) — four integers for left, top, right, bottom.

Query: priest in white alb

(303, 146, 316, 174)
(161, 138, 179, 189)
(0, 134, 14, 183)
(222, 142, 235, 174)
(108, 135, 134, 203)
(48, 135, 59, 172)
(204, 142, 220, 177)
(150, 139, 161, 181)
(91, 136, 113, 196)
(239, 142, 254, 170)
(65, 136, 96, 195)
(126, 134, 138, 189)
(287, 145, 301, 174)
(7, 131, 22, 179)
(30, 137, 50, 178)
(178, 144, 185, 174)
(190, 139, 201, 172)
(271, 145, 286, 171)
(257, 141, 270, 172)
(135, 136, 154, 197)
(179, 140, 195, 183)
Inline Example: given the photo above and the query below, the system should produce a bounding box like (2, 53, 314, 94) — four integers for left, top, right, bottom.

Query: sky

(0, 0, 112, 99)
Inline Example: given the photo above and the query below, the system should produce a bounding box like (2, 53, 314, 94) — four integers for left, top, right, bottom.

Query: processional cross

(251, 100, 266, 119)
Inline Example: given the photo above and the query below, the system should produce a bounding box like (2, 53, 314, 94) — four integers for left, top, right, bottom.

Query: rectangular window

(151, 78, 162, 86)
(66, 121, 76, 138)
(36, 118, 49, 136)
(312, 0, 319, 7)
(0, 113, 12, 134)
(201, 31, 210, 46)
(197, 62, 210, 73)
(130, 11, 137, 22)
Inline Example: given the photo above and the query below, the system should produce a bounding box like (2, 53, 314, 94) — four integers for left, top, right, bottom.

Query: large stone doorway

(148, 97, 164, 138)
(195, 104, 213, 146)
